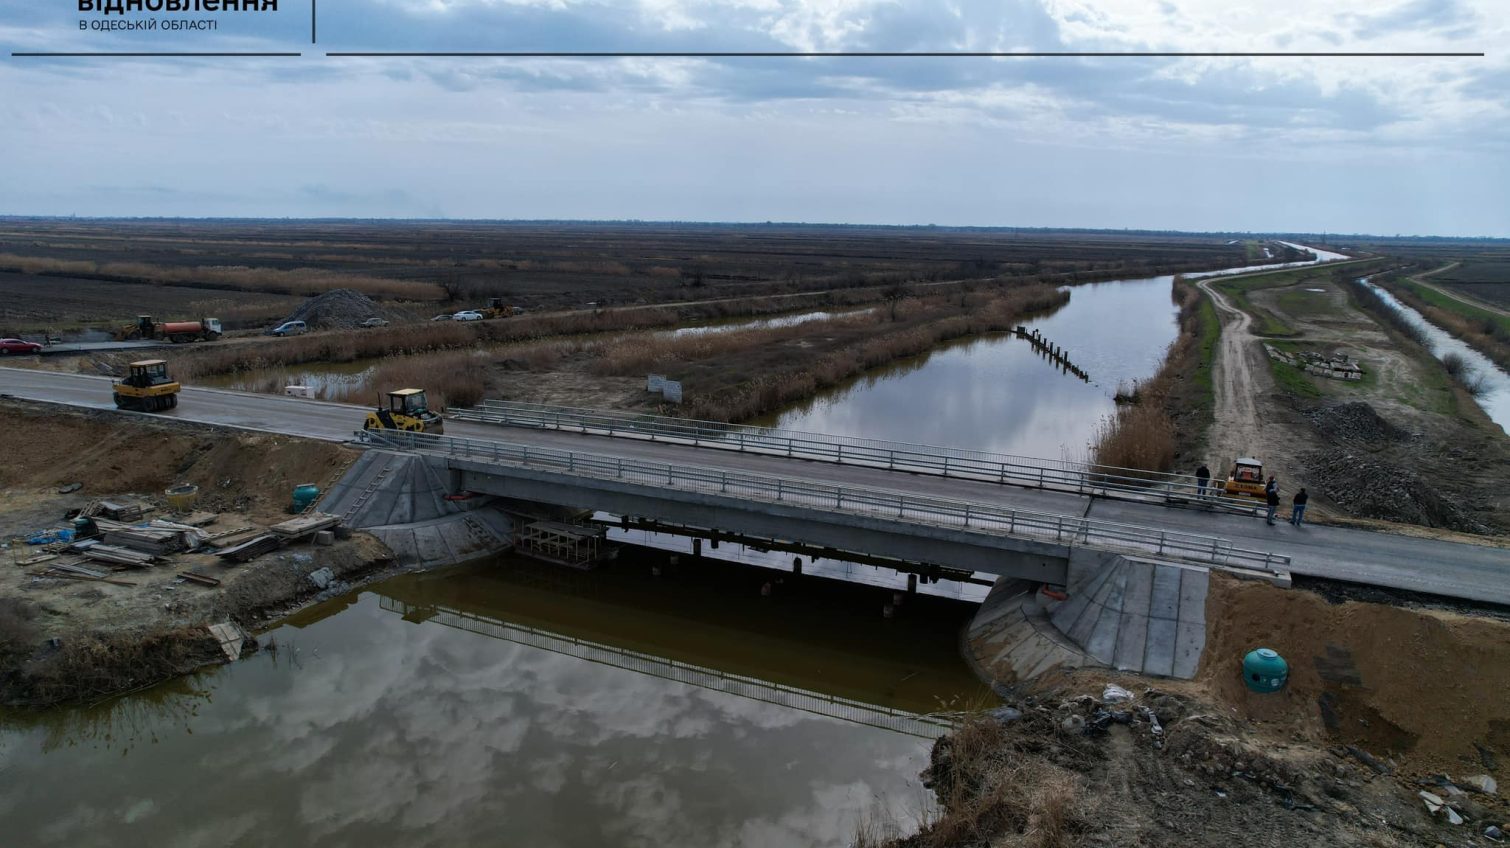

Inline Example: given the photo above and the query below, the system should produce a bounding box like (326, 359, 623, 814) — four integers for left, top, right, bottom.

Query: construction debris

(179, 571, 221, 587)
(270, 512, 340, 540)
(76, 542, 156, 567)
(95, 518, 207, 556)
(205, 622, 247, 662)
(94, 500, 149, 522)
(214, 534, 282, 564)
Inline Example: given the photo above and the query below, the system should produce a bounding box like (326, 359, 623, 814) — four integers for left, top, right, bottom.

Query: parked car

(452, 310, 484, 322)
(269, 320, 307, 337)
(0, 338, 43, 355)
(430, 313, 454, 322)
(359, 317, 389, 328)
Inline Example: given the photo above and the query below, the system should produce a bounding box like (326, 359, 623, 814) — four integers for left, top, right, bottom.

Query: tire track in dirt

(1194, 278, 1300, 496)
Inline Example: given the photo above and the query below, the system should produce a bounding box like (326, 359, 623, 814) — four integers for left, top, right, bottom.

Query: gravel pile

(1300, 449, 1485, 533)
(1304, 402, 1407, 445)
(279, 289, 396, 330)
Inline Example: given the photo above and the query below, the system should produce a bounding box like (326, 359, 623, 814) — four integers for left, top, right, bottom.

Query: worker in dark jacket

(1195, 464, 1211, 497)
(1290, 488, 1309, 527)
(1265, 485, 1280, 526)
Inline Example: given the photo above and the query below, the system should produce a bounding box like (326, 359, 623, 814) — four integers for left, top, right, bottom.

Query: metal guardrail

(452, 400, 1264, 515)
(378, 597, 955, 739)
(361, 428, 1291, 573)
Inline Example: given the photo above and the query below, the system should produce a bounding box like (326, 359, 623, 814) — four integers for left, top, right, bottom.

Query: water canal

(1359, 278, 1510, 433)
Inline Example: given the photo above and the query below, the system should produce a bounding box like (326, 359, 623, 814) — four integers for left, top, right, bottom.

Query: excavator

(1223, 457, 1266, 498)
(112, 359, 180, 412)
(362, 388, 445, 435)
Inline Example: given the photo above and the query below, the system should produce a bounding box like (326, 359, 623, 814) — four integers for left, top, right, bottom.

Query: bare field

(0, 271, 304, 332)
(0, 219, 1256, 334)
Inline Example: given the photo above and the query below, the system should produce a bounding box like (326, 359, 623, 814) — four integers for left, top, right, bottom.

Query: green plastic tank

(1242, 648, 1289, 693)
(291, 483, 321, 514)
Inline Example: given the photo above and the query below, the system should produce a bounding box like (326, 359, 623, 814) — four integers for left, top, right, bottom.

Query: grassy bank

(1384, 276, 1510, 372)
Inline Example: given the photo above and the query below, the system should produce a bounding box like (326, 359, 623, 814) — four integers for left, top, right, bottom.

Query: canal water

(764, 247, 1349, 460)
(0, 552, 987, 847)
(1359, 278, 1510, 433)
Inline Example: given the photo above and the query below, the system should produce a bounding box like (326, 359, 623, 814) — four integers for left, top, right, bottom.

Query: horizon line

(0, 214, 1503, 241)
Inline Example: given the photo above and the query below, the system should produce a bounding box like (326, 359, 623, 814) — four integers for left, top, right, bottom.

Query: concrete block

(1143, 617, 1177, 677)
(1172, 620, 1206, 680)
(1179, 568, 1210, 625)
(1067, 593, 1104, 645)
(1122, 561, 1154, 618)
(1149, 565, 1181, 620)
(313, 530, 335, 546)
(1114, 612, 1149, 672)
(1084, 605, 1121, 664)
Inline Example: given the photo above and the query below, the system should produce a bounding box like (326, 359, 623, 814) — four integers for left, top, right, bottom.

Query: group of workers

(1192, 464, 1309, 527)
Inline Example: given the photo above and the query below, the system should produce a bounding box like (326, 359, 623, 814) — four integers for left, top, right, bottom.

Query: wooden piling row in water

(1012, 326, 1089, 381)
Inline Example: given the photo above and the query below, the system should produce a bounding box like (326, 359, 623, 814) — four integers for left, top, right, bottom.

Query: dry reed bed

(0, 253, 445, 300)
(1089, 278, 1203, 474)
(673, 285, 1070, 422)
(329, 351, 491, 409)
(163, 291, 891, 381)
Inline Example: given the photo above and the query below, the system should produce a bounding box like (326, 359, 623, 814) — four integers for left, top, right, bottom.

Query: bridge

(4, 367, 1508, 606)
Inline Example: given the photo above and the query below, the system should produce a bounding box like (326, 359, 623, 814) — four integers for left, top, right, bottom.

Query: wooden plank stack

(215, 534, 282, 564)
(270, 512, 341, 541)
(73, 541, 157, 567)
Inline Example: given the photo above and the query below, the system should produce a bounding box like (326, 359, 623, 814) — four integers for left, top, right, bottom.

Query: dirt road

(1194, 278, 1298, 494)
(1410, 262, 1510, 318)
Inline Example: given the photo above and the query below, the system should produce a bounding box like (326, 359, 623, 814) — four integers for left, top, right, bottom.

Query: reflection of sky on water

(0, 593, 930, 848)
(770, 246, 1350, 458)
(771, 276, 1181, 460)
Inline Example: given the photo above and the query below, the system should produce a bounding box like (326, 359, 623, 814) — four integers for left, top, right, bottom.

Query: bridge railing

(451, 399, 1263, 515)
(360, 429, 1291, 574)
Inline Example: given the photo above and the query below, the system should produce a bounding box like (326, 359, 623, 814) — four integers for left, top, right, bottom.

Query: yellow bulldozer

(478, 298, 514, 319)
(112, 359, 180, 412)
(362, 388, 445, 435)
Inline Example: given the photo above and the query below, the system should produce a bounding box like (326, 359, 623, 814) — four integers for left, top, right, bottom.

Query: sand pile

(1199, 574, 1510, 775)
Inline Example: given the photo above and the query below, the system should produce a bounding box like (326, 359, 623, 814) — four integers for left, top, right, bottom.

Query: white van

(270, 320, 307, 337)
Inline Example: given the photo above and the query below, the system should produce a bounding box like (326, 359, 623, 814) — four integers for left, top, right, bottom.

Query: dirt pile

(1303, 401, 1409, 445)
(1200, 574, 1510, 775)
(879, 682, 1472, 848)
(1299, 448, 1485, 532)
(2, 403, 356, 522)
(279, 288, 399, 330)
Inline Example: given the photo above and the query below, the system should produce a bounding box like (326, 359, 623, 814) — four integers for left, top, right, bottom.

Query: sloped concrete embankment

(966, 550, 1209, 685)
(318, 450, 514, 567)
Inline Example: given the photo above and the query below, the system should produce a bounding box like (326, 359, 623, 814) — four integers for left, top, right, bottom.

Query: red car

(0, 338, 43, 355)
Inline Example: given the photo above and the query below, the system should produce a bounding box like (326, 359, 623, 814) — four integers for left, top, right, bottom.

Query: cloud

(0, 1, 1505, 232)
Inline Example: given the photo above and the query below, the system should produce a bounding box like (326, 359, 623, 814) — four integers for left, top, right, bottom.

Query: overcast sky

(1, 0, 1505, 235)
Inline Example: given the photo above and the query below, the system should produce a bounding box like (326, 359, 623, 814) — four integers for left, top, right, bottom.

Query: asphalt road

(4, 366, 1506, 605)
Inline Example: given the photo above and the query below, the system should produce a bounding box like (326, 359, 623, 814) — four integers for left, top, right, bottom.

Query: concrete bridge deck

(4, 367, 1507, 605)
